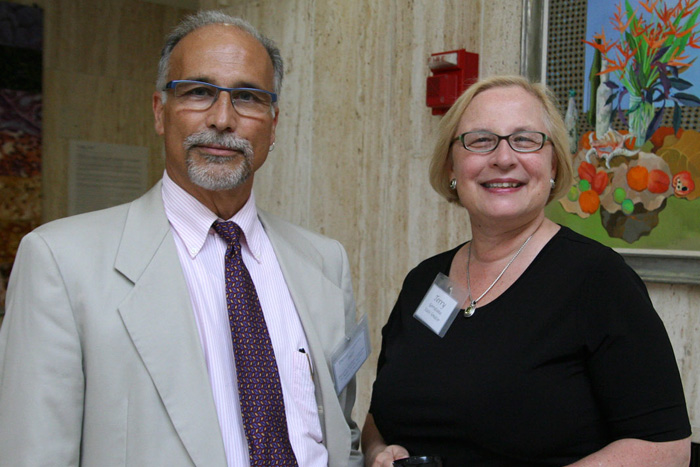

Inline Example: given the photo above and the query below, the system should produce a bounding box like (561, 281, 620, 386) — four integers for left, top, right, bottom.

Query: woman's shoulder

(550, 226, 625, 264)
(545, 226, 640, 287)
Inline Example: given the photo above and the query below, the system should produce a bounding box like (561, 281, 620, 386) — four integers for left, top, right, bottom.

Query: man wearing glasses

(0, 11, 362, 467)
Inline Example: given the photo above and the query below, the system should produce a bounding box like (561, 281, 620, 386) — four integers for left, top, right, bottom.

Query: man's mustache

(183, 131, 253, 158)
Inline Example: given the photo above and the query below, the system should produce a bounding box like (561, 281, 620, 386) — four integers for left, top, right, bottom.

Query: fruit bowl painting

(546, 0, 700, 253)
(548, 127, 700, 250)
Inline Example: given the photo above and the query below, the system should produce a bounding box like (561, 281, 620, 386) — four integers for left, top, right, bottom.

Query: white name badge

(331, 314, 371, 395)
(413, 273, 468, 337)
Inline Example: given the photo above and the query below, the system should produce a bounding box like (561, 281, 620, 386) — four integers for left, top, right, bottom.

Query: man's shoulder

(258, 209, 342, 246)
(33, 203, 130, 241)
(258, 209, 347, 264)
(31, 183, 164, 248)
(13, 202, 135, 276)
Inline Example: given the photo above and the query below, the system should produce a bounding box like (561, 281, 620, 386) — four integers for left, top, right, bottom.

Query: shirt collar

(161, 171, 263, 262)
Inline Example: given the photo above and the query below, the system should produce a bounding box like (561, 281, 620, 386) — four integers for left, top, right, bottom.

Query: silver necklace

(464, 234, 533, 318)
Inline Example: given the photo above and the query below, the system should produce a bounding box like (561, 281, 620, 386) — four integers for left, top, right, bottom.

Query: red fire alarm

(426, 49, 479, 115)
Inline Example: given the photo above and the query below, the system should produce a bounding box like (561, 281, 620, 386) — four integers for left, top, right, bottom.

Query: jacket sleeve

(0, 232, 84, 466)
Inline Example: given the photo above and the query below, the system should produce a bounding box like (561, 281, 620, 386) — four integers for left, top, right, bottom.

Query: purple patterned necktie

(213, 221, 298, 466)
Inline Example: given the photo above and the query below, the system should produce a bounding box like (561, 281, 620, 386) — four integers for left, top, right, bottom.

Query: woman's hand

(362, 413, 410, 466)
(368, 444, 411, 467)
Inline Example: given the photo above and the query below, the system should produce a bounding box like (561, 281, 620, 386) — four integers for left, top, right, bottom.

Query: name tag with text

(413, 273, 467, 337)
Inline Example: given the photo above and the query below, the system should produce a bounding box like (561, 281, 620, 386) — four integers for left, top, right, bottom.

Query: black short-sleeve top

(369, 226, 690, 466)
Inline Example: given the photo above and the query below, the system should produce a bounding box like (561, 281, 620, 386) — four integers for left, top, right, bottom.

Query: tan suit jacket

(0, 181, 362, 466)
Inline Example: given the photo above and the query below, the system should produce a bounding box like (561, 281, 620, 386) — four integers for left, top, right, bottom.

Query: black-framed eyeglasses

(164, 80, 277, 118)
(451, 130, 549, 153)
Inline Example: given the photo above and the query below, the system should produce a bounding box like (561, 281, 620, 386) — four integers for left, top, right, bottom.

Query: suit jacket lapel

(258, 210, 346, 358)
(115, 182, 226, 466)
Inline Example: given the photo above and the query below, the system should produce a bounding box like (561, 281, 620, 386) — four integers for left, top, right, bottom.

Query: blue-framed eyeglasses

(452, 130, 549, 153)
(164, 80, 277, 118)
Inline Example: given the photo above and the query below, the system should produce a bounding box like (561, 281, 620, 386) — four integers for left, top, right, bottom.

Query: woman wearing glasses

(362, 76, 691, 466)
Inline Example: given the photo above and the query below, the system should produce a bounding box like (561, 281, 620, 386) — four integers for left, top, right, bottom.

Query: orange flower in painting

(631, 21, 651, 37)
(612, 3, 634, 33)
(688, 33, 700, 49)
(640, 0, 659, 13)
(583, 27, 617, 54)
(680, 0, 699, 18)
(602, 44, 636, 77)
(656, 3, 675, 25)
(643, 32, 666, 49)
(668, 53, 692, 67)
(616, 43, 638, 62)
(672, 26, 693, 39)
(603, 62, 626, 75)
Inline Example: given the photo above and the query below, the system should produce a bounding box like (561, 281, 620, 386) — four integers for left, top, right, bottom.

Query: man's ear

(153, 91, 165, 136)
(269, 106, 279, 147)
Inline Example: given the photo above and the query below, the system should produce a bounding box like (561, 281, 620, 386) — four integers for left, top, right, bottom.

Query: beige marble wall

(34, 0, 193, 223)
(205, 0, 700, 440)
(650, 282, 700, 441)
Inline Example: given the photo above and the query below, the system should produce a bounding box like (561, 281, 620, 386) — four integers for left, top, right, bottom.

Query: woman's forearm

(567, 437, 691, 466)
(362, 413, 410, 467)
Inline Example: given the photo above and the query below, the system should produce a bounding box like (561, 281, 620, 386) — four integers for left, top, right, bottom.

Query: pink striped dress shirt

(162, 172, 328, 467)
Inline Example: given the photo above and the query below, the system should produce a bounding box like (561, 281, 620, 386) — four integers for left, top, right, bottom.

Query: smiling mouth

(483, 181, 523, 188)
(192, 145, 245, 158)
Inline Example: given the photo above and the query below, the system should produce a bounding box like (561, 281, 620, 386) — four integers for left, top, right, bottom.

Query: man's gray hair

(156, 10, 284, 98)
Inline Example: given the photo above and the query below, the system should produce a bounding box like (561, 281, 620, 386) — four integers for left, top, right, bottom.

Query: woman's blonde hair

(428, 75, 573, 205)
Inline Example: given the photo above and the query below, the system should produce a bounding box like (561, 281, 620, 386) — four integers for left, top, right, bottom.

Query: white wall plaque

(68, 140, 149, 215)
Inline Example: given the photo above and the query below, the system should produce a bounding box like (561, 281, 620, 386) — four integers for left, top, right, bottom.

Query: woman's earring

(550, 178, 556, 190)
(450, 178, 457, 190)
(269, 142, 276, 152)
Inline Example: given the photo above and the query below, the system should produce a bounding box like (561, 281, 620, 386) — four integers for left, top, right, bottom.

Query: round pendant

(463, 304, 476, 318)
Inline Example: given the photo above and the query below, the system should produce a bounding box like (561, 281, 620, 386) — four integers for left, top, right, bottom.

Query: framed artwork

(524, 0, 700, 284)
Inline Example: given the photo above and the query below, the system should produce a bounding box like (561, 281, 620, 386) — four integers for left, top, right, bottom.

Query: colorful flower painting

(546, 0, 700, 252)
